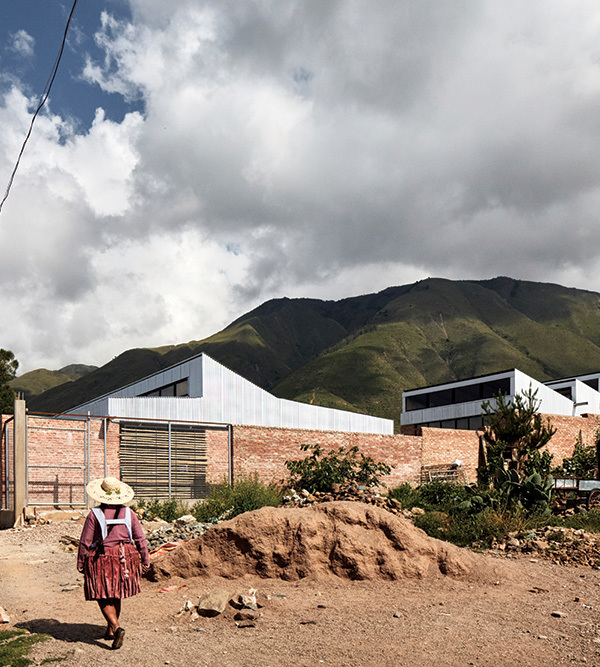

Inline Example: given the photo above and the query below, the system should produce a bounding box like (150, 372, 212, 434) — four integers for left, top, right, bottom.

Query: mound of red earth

(148, 501, 481, 582)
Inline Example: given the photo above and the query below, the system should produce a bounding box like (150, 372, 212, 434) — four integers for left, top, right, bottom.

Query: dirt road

(1, 520, 600, 666)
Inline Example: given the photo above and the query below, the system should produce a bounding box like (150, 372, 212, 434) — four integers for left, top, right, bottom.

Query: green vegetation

(389, 393, 600, 548)
(133, 497, 190, 522)
(479, 388, 556, 486)
(191, 475, 282, 523)
(0, 349, 18, 414)
(27, 277, 600, 417)
(8, 364, 96, 402)
(285, 443, 392, 493)
(388, 479, 600, 548)
(0, 628, 52, 666)
(553, 431, 598, 478)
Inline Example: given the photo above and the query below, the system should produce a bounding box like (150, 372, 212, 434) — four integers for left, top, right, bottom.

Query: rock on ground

(148, 501, 480, 582)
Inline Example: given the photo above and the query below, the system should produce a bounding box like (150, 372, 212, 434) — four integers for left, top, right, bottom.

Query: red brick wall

(5, 410, 599, 508)
(544, 414, 600, 464)
(24, 415, 119, 506)
(205, 428, 230, 485)
(420, 427, 481, 484)
(230, 425, 423, 487)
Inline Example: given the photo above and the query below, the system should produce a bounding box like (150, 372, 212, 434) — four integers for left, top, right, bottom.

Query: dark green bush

(192, 475, 282, 522)
(387, 482, 419, 509)
(132, 497, 189, 522)
(415, 480, 472, 511)
(553, 432, 597, 479)
(285, 443, 392, 493)
(546, 509, 600, 533)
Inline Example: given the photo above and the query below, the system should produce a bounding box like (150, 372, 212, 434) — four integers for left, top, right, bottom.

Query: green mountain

(26, 277, 600, 423)
(9, 364, 97, 402)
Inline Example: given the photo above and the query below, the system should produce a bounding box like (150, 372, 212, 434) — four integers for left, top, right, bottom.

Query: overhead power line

(0, 0, 79, 216)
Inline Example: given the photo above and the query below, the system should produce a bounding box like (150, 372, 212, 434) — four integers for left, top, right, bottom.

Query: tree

(479, 387, 556, 486)
(0, 349, 19, 414)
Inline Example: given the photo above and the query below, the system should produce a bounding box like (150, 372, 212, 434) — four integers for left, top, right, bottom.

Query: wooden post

(13, 399, 26, 526)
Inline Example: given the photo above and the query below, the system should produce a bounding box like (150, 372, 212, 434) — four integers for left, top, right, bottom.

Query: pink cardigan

(77, 505, 150, 572)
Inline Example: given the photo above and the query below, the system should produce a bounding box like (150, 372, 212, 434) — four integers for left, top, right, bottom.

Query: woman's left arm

(130, 511, 150, 568)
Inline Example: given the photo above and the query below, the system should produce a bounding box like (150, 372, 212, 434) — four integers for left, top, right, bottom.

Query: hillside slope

(27, 277, 600, 419)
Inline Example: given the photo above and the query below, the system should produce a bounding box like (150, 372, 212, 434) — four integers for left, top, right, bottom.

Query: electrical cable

(0, 0, 79, 216)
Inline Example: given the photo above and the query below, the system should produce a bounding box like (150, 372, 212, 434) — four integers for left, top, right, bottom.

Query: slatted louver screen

(119, 422, 209, 500)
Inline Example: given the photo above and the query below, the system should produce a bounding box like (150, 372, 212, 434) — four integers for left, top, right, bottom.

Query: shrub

(414, 505, 544, 548)
(553, 432, 597, 478)
(285, 443, 392, 493)
(546, 509, 600, 533)
(388, 482, 419, 509)
(414, 480, 472, 511)
(132, 497, 189, 522)
(192, 474, 282, 522)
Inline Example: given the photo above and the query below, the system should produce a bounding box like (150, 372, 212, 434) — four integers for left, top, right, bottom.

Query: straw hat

(86, 476, 135, 505)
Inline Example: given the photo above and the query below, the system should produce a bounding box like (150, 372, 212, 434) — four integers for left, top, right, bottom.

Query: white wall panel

(66, 353, 393, 435)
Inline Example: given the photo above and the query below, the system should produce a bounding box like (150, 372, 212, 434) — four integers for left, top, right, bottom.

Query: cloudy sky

(2, 1, 600, 374)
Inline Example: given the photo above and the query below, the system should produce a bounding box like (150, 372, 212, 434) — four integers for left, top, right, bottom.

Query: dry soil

(1, 510, 600, 666)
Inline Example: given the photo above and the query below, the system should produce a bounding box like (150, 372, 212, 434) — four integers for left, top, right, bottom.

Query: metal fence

(1, 418, 14, 511)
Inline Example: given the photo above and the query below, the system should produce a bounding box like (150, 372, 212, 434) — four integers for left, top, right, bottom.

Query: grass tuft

(0, 629, 51, 667)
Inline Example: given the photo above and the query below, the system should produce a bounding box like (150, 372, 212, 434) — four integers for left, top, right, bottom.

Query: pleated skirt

(83, 543, 142, 601)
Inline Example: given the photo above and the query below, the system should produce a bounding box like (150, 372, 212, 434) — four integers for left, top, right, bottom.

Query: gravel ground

(1, 518, 600, 666)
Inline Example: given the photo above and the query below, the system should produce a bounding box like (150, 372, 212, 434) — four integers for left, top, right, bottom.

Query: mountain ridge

(22, 276, 600, 422)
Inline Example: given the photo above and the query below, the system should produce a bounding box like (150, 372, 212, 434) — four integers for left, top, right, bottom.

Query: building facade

(68, 353, 394, 435)
(401, 369, 600, 431)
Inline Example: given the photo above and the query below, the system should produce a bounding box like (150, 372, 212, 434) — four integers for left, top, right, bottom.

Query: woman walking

(77, 477, 149, 650)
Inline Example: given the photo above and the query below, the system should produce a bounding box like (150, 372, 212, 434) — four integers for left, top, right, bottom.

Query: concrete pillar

(13, 399, 26, 526)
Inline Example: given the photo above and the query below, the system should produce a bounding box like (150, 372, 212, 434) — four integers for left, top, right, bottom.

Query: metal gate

(119, 422, 209, 500)
(26, 416, 108, 507)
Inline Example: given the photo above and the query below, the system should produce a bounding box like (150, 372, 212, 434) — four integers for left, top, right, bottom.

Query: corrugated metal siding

(69, 353, 394, 434)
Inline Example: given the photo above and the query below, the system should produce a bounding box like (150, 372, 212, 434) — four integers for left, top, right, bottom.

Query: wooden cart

(553, 477, 600, 510)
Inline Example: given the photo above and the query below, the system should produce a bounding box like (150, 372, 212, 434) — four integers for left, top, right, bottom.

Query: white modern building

(67, 352, 394, 435)
(400, 369, 600, 431)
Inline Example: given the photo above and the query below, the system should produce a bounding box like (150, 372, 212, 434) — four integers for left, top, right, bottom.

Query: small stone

(234, 610, 260, 621)
(0, 606, 9, 623)
(551, 611, 567, 618)
(237, 622, 256, 628)
(174, 515, 197, 526)
(411, 507, 425, 515)
(197, 589, 230, 616)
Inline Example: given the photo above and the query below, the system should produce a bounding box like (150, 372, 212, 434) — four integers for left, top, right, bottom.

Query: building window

(583, 378, 599, 391)
(141, 378, 189, 398)
(405, 394, 429, 411)
(404, 376, 511, 412)
(555, 386, 572, 400)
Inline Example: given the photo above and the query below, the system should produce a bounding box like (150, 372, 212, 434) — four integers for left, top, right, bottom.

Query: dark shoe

(112, 627, 125, 650)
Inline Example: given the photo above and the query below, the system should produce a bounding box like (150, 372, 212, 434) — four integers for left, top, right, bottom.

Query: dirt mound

(148, 501, 481, 582)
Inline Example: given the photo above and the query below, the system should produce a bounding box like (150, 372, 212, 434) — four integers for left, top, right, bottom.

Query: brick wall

(545, 414, 600, 463)
(230, 425, 423, 487)
(3, 410, 598, 509)
(205, 428, 230, 485)
(12, 415, 119, 506)
(420, 427, 481, 483)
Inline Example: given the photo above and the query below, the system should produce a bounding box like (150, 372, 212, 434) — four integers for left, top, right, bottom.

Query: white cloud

(3, 0, 600, 373)
(11, 30, 35, 58)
